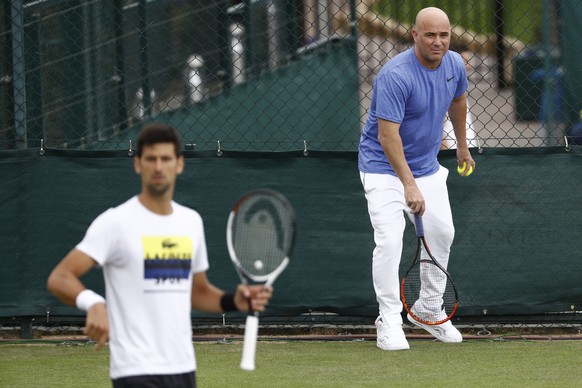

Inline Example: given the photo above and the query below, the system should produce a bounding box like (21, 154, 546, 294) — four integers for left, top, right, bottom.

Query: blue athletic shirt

(358, 47, 467, 177)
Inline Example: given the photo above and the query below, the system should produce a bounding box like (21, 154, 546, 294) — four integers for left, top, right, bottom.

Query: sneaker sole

(407, 314, 462, 343)
(377, 342, 410, 351)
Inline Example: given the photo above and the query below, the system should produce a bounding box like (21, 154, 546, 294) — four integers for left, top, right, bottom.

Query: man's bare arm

(378, 118, 425, 215)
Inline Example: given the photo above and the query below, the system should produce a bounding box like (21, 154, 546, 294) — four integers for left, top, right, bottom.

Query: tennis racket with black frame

(226, 189, 296, 371)
(401, 213, 459, 325)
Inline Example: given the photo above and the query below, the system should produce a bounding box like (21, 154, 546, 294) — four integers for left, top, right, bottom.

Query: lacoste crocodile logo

(162, 239, 177, 249)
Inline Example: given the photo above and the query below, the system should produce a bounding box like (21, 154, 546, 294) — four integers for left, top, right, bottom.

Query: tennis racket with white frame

(226, 189, 296, 371)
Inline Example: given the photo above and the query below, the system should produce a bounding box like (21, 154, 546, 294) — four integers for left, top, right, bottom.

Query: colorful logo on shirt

(142, 236, 192, 283)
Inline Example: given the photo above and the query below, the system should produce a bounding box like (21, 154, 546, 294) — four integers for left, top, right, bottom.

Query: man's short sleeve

(76, 209, 116, 266)
(375, 71, 409, 124)
(454, 56, 469, 99)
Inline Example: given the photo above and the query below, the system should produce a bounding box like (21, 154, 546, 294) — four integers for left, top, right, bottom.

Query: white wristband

(76, 289, 105, 312)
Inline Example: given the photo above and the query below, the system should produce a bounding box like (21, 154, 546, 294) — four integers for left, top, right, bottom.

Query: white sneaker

(407, 312, 462, 343)
(375, 316, 410, 351)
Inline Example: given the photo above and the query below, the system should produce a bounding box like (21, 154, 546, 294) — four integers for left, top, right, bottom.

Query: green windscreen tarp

(91, 38, 361, 152)
(0, 148, 581, 320)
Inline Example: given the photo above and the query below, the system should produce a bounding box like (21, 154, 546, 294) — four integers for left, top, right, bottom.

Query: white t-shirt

(77, 196, 209, 379)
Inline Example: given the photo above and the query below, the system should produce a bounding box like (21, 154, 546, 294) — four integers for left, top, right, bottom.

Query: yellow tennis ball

(457, 162, 473, 177)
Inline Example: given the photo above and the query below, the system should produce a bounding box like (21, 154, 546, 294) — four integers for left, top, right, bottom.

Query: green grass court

(2, 339, 582, 387)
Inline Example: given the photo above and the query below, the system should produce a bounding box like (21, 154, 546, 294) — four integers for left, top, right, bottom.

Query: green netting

(93, 37, 360, 152)
(1, 148, 581, 320)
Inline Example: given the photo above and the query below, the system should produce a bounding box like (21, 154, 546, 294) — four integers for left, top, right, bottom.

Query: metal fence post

(542, 0, 559, 144)
(349, 0, 357, 38)
(82, 1, 96, 144)
(217, 0, 233, 88)
(113, 0, 127, 130)
(284, 0, 299, 60)
(243, 0, 255, 76)
(495, 0, 506, 89)
(10, 0, 26, 149)
(138, 0, 152, 117)
(1, 2, 14, 149)
(24, 13, 43, 148)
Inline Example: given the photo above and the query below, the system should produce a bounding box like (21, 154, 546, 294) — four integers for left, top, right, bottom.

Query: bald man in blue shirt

(358, 7, 475, 351)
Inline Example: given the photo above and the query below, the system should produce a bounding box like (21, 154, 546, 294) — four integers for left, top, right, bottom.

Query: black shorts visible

(112, 371, 196, 388)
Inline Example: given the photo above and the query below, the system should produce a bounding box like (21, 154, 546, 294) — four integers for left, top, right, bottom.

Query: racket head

(227, 189, 296, 284)
(401, 238, 459, 325)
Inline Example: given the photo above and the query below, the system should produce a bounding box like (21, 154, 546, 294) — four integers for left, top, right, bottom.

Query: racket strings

(231, 194, 294, 276)
(402, 241, 457, 324)
(232, 219, 284, 272)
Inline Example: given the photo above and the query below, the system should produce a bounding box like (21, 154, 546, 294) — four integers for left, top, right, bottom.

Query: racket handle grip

(240, 315, 259, 371)
(414, 213, 424, 238)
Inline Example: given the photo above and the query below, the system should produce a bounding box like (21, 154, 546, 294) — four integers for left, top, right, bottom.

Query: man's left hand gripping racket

(401, 213, 459, 325)
(226, 189, 296, 371)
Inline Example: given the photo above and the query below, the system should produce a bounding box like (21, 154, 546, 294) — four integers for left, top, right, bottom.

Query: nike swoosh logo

(447, 76, 454, 82)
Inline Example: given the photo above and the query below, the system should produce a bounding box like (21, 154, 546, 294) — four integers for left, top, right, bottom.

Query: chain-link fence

(2, 0, 581, 151)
